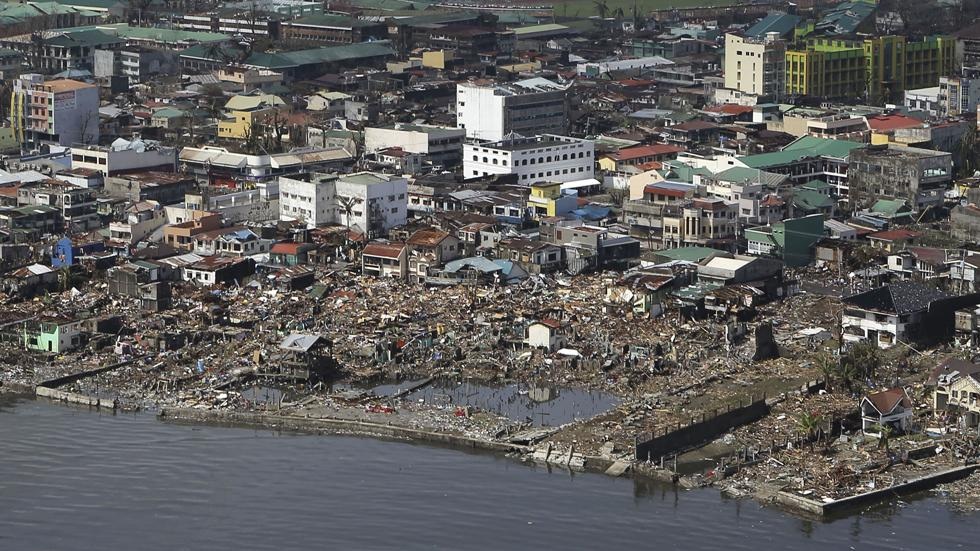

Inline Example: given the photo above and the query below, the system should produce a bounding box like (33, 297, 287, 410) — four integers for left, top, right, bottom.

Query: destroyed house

(269, 241, 317, 266)
(495, 238, 562, 274)
(406, 229, 461, 283)
(275, 333, 333, 381)
(841, 282, 955, 349)
(183, 255, 255, 286)
(605, 272, 675, 315)
(107, 260, 173, 311)
(23, 316, 84, 354)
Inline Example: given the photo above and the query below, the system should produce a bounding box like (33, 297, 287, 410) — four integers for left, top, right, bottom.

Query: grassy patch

(551, 0, 738, 18)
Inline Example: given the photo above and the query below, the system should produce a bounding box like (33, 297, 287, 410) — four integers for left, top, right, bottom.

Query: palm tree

(873, 423, 894, 452)
(816, 352, 837, 390)
(594, 0, 609, 18)
(336, 196, 357, 236)
(796, 411, 824, 449)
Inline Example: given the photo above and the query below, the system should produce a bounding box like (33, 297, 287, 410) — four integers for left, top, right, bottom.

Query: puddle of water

(399, 379, 620, 427)
(368, 379, 430, 397)
(240, 387, 284, 404)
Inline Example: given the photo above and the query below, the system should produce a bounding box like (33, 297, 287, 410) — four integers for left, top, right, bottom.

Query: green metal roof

(511, 23, 571, 36)
(800, 179, 830, 191)
(245, 41, 395, 69)
(712, 166, 787, 186)
(740, 136, 862, 168)
(792, 189, 833, 211)
(45, 28, 122, 48)
(151, 107, 185, 119)
(870, 198, 911, 217)
(655, 246, 724, 263)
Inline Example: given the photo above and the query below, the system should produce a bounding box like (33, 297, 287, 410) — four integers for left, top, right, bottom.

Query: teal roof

(745, 12, 801, 38)
(45, 28, 122, 48)
(246, 41, 395, 69)
(870, 198, 911, 217)
(793, 189, 833, 212)
(656, 246, 725, 263)
(813, 0, 875, 36)
(152, 108, 185, 119)
(180, 41, 394, 69)
(801, 179, 830, 191)
(740, 136, 863, 168)
(712, 166, 786, 186)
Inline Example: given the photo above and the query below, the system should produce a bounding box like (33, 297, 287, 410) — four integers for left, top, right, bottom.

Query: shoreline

(10, 382, 979, 518)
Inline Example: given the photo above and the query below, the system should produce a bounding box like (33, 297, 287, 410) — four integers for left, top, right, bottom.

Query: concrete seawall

(159, 408, 531, 455)
(775, 463, 980, 516)
(35, 386, 117, 409)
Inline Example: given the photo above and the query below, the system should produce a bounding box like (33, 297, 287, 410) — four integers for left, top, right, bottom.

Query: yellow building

(217, 94, 290, 140)
(527, 181, 576, 217)
(786, 35, 955, 103)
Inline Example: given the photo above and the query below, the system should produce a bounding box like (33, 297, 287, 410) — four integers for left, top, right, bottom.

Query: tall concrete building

(724, 33, 786, 100)
(463, 134, 594, 184)
(456, 77, 569, 142)
(10, 74, 99, 148)
(279, 172, 407, 236)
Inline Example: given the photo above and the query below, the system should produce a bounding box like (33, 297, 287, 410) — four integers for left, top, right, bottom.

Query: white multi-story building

(10, 74, 100, 148)
(456, 77, 569, 142)
(279, 171, 407, 236)
(463, 134, 594, 184)
(723, 33, 785, 100)
(71, 138, 176, 177)
(364, 123, 465, 167)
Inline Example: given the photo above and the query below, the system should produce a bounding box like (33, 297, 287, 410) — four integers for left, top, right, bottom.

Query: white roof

(704, 257, 750, 271)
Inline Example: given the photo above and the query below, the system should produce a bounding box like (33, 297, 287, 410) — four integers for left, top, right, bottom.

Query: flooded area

(400, 379, 619, 426)
(2, 396, 978, 551)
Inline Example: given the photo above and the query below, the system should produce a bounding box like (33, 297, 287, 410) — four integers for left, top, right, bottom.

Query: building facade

(463, 134, 594, 184)
(724, 33, 786, 99)
(456, 78, 569, 142)
(279, 172, 407, 236)
(10, 75, 99, 148)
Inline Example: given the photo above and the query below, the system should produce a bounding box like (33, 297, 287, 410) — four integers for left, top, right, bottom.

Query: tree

(958, 123, 980, 178)
(593, 0, 609, 18)
(873, 422, 894, 451)
(840, 342, 880, 390)
(796, 411, 825, 449)
(336, 196, 357, 232)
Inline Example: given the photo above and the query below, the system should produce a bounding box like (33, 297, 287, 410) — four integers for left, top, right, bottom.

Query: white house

(279, 171, 407, 236)
(463, 134, 594, 184)
(526, 319, 566, 351)
(861, 387, 913, 434)
(841, 282, 950, 349)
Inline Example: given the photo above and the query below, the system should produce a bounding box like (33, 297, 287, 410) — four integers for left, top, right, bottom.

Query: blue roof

(571, 205, 611, 221)
(491, 260, 527, 281)
(745, 12, 801, 38)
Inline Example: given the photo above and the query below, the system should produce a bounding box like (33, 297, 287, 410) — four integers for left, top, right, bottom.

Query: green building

(23, 317, 83, 354)
(745, 214, 825, 267)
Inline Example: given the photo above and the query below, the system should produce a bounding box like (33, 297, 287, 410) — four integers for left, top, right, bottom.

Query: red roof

(610, 144, 684, 161)
(637, 161, 663, 171)
(644, 184, 687, 198)
(407, 229, 450, 247)
(866, 114, 922, 132)
(760, 195, 785, 207)
(865, 387, 911, 415)
(706, 104, 754, 116)
(271, 242, 304, 255)
(362, 242, 406, 258)
(867, 229, 921, 242)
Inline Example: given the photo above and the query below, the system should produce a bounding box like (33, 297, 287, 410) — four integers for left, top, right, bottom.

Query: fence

(634, 397, 770, 461)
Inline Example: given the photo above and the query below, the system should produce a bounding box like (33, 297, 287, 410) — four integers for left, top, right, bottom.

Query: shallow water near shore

(1, 395, 977, 550)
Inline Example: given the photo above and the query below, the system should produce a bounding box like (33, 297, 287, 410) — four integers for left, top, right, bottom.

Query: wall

(634, 398, 770, 460)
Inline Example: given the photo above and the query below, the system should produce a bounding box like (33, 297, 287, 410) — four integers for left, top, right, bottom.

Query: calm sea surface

(1, 395, 977, 550)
